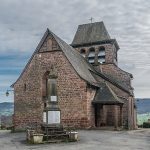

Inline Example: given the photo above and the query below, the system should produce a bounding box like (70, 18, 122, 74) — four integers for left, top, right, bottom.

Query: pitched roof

(11, 29, 99, 87)
(50, 31, 99, 86)
(11, 28, 131, 95)
(71, 22, 110, 46)
(50, 34, 131, 95)
(92, 82, 124, 105)
(90, 70, 132, 95)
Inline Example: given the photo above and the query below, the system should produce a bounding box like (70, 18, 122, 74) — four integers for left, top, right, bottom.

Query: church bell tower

(71, 22, 119, 68)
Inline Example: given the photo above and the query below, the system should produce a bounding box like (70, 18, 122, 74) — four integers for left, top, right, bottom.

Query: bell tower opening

(88, 47, 95, 64)
(80, 49, 86, 57)
(71, 22, 119, 66)
(98, 46, 105, 64)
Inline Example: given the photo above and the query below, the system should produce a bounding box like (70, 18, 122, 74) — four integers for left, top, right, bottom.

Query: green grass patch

(137, 113, 150, 125)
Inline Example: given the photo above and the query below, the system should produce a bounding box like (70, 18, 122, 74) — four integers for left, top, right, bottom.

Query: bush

(143, 122, 150, 128)
(1, 125, 7, 129)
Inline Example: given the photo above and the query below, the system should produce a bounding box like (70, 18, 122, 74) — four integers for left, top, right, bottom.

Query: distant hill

(0, 99, 149, 116)
(136, 98, 150, 114)
(0, 102, 14, 117)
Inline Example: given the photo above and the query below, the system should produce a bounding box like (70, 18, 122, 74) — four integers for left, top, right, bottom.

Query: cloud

(0, 75, 17, 102)
(0, 91, 13, 103)
(0, 0, 150, 101)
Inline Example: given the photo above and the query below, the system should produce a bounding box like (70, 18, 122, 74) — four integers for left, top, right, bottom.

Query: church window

(80, 49, 86, 57)
(114, 52, 118, 64)
(52, 40, 57, 49)
(24, 83, 27, 91)
(88, 48, 95, 64)
(47, 78, 57, 102)
(47, 38, 53, 51)
(98, 46, 105, 63)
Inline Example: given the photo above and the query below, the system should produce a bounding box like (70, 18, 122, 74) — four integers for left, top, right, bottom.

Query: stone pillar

(102, 105, 106, 126)
(100, 105, 105, 126)
(97, 105, 102, 127)
(114, 105, 118, 129)
(128, 97, 132, 130)
(120, 105, 123, 127)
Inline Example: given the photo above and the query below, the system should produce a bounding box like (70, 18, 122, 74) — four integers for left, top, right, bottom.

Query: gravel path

(0, 129, 150, 150)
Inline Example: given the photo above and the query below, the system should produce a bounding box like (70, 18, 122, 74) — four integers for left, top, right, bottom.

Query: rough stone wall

(74, 44, 132, 88)
(13, 34, 136, 130)
(14, 57, 43, 130)
(74, 43, 136, 129)
(108, 83, 134, 129)
(86, 85, 96, 128)
(89, 72, 132, 128)
(13, 36, 95, 130)
(100, 64, 132, 88)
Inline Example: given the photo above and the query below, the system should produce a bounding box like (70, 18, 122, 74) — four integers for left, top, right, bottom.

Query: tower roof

(72, 22, 111, 46)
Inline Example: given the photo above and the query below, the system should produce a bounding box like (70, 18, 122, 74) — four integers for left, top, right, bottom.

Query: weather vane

(89, 17, 94, 23)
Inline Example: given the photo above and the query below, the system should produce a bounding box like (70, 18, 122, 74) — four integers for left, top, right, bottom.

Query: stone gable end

(38, 34, 61, 53)
(13, 34, 94, 130)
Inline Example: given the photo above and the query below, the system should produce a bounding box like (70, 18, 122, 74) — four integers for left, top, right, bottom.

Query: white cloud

(0, 0, 150, 100)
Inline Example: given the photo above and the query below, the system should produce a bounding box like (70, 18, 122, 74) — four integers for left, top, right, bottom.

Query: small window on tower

(80, 49, 86, 57)
(88, 48, 95, 64)
(98, 46, 105, 63)
(114, 52, 118, 64)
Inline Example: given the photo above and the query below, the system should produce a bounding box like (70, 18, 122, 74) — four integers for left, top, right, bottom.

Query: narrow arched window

(24, 83, 27, 92)
(80, 49, 86, 57)
(98, 46, 105, 63)
(114, 52, 117, 64)
(47, 78, 57, 102)
(88, 48, 95, 64)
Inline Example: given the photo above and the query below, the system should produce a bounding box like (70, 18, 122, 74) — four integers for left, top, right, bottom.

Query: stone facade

(13, 35, 95, 130)
(12, 22, 137, 130)
(73, 42, 136, 129)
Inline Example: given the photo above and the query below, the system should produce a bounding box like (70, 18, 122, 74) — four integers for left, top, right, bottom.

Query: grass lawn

(137, 113, 150, 125)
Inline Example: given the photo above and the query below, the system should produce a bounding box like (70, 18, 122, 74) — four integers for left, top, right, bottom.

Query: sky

(0, 0, 150, 102)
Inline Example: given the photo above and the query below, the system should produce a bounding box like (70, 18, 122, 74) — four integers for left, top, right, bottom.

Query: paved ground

(0, 129, 150, 150)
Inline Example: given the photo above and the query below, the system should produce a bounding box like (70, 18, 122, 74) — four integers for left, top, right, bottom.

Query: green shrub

(1, 125, 6, 129)
(143, 122, 150, 128)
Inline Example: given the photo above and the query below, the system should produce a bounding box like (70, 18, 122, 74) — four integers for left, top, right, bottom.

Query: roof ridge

(78, 21, 104, 26)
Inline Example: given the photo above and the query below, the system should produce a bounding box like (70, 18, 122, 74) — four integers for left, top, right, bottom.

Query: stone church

(11, 22, 137, 130)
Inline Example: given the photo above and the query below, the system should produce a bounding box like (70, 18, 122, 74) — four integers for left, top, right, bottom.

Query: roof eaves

(71, 39, 116, 48)
(92, 82, 124, 105)
(89, 69, 132, 95)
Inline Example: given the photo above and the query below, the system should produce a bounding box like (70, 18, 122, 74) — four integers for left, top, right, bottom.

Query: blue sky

(1, 0, 150, 102)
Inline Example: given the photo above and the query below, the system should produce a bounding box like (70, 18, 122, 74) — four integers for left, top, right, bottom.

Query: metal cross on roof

(89, 17, 94, 23)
